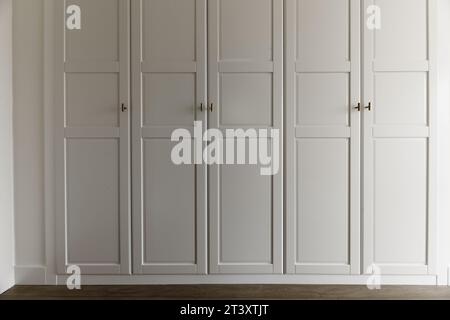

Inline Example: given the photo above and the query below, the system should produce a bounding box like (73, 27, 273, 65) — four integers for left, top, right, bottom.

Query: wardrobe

(55, 0, 436, 278)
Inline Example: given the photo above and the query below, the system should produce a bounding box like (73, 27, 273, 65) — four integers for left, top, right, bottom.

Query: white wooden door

(363, 0, 437, 275)
(55, 0, 131, 274)
(208, 0, 283, 274)
(286, 0, 361, 275)
(131, 0, 207, 274)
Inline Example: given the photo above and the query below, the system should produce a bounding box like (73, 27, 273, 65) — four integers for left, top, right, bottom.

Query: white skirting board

(14, 266, 441, 286)
(54, 275, 437, 286)
(35, 275, 436, 286)
(14, 266, 47, 285)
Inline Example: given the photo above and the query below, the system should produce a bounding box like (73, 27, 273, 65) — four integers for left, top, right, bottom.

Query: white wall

(0, 0, 15, 294)
(13, 0, 47, 283)
(437, 0, 450, 285)
(11, 0, 450, 285)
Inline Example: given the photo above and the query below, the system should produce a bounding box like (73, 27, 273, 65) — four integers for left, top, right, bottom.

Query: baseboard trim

(54, 274, 438, 286)
(15, 266, 47, 285)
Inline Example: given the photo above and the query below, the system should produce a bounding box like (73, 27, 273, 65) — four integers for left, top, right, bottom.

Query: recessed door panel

(220, 73, 273, 126)
(66, 73, 120, 127)
(66, 139, 120, 265)
(373, 140, 428, 265)
(374, 73, 428, 126)
(142, 0, 196, 62)
(143, 139, 197, 265)
(220, 164, 273, 264)
(296, 0, 350, 63)
(143, 73, 196, 127)
(65, 0, 120, 61)
(296, 73, 350, 126)
(374, 0, 428, 62)
(296, 139, 350, 266)
(219, 0, 273, 61)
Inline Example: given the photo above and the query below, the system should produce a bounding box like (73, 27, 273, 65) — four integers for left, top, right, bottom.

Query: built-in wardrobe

(55, 0, 436, 279)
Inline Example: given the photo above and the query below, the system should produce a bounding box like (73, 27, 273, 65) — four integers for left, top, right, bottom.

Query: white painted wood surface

(131, 0, 208, 275)
(208, 0, 283, 274)
(55, 0, 131, 275)
(286, 0, 361, 275)
(50, 0, 438, 280)
(362, 0, 437, 275)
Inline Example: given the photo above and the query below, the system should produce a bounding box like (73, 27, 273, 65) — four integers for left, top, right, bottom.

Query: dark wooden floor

(2, 285, 450, 300)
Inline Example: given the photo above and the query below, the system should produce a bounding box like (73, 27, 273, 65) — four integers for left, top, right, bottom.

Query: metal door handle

(365, 102, 372, 111)
(200, 103, 204, 112)
(355, 102, 361, 111)
(209, 103, 214, 112)
(121, 103, 128, 112)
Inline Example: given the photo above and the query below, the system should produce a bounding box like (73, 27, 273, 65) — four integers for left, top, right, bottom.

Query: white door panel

(374, 73, 428, 126)
(219, 0, 273, 61)
(296, 0, 350, 64)
(220, 164, 273, 265)
(363, 0, 436, 275)
(143, 140, 197, 266)
(296, 73, 350, 126)
(373, 140, 428, 265)
(373, 0, 428, 63)
(132, 0, 207, 274)
(286, 0, 361, 275)
(65, 73, 120, 127)
(208, 0, 283, 274)
(296, 139, 350, 267)
(66, 139, 121, 265)
(55, 0, 131, 275)
(142, 0, 196, 62)
(65, 0, 120, 61)
(220, 73, 273, 126)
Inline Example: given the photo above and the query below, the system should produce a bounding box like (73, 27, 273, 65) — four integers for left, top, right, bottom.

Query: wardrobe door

(363, 0, 436, 275)
(286, 0, 361, 274)
(208, 0, 283, 274)
(132, 0, 207, 274)
(55, 0, 131, 274)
